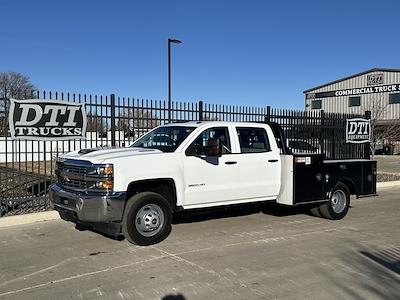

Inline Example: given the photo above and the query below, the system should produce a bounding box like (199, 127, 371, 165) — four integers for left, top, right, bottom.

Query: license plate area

(60, 197, 76, 208)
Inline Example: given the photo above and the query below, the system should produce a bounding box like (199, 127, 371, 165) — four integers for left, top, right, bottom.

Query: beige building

(304, 68, 400, 120)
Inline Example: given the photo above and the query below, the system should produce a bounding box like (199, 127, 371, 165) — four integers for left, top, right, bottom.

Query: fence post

(198, 101, 203, 121)
(265, 106, 271, 123)
(332, 114, 336, 159)
(365, 110, 372, 159)
(320, 110, 325, 155)
(110, 94, 116, 147)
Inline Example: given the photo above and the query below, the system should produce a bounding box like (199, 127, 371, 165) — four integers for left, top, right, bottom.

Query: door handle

(268, 159, 278, 163)
(225, 161, 237, 165)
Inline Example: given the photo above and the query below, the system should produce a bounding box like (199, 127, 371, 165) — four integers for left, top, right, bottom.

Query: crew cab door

(233, 126, 281, 200)
(183, 126, 239, 207)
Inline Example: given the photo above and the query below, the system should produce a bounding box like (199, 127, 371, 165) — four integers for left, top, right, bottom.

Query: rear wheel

(319, 182, 350, 220)
(122, 192, 172, 246)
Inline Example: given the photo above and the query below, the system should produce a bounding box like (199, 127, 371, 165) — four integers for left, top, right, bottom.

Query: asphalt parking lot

(0, 188, 399, 300)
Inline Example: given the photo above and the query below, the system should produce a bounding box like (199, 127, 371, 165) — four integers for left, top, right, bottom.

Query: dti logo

(9, 99, 87, 140)
(346, 118, 371, 144)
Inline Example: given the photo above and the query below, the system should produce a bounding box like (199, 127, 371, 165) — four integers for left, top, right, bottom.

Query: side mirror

(207, 138, 222, 157)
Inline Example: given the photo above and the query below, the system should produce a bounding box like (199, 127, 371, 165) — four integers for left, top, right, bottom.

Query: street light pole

(167, 38, 182, 122)
(168, 40, 171, 122)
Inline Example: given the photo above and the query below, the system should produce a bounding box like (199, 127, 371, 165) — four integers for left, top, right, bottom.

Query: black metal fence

(0, 90, 370, 217)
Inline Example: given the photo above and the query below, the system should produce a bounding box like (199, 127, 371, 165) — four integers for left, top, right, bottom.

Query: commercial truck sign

(9, 99, 87, 140)
(346, 118, 371, 144)
(306, 83, 400, 99)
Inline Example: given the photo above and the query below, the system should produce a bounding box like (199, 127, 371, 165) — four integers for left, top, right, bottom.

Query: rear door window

(236, 127, 271, 153)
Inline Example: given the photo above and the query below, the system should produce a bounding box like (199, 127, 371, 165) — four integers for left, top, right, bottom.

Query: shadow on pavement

(73, 201, 316, 240)
(74, 223, 125, 241)
(320, 244, 400, 300)
(173, 202, 307, 224)
(162, 294, 186, 300)
(360, 246, 400, 275)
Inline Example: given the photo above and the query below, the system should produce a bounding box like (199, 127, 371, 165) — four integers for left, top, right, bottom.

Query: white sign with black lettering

(9, 99, 87, 140)
(346, 118, 371, 144)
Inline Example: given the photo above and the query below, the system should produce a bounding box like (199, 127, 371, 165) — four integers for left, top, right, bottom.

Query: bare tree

(0, 99, 6, 136)
(0, 71, 37, 135)
(86, 113, 107, 132)
(368, 101, 400, 158)
(202, 114, 219, 121)
(117, 108, 160, 136)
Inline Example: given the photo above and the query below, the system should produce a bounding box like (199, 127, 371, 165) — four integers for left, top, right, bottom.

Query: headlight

(97, 165, 113, 175)
(89, 164, 114, 191)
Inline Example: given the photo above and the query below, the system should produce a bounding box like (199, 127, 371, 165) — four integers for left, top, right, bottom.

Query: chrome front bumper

(49, 184, 126, 223)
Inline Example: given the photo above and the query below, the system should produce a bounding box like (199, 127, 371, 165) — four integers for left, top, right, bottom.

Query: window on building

(389, 93, 400, 104)
(311, 100, 322, 109)
(348, 96, 361, 107)
(236, 127, 271, 153)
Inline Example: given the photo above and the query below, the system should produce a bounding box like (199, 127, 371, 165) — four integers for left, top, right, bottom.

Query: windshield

(130, 126, 195, 152)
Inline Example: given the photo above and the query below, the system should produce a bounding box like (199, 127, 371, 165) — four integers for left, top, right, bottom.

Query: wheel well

(338, 178, 357, 195)
(126, 179, 177, 211)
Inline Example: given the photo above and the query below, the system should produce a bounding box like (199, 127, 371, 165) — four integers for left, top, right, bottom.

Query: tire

(122, 192, 172, 246)
(319, 182, 350, 220)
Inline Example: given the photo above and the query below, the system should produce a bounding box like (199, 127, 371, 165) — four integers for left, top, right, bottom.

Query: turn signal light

(101, 180, 113, 189)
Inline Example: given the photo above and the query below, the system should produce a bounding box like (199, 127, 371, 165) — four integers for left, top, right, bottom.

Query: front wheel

(122, 192, 172, 246)
(319, 182, 350, 220)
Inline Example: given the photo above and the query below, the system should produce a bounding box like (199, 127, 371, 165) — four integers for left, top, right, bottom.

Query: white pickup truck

(50, 121, 376, 245)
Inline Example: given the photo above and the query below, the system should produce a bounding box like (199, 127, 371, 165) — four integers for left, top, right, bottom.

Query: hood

(61, 147, 163, 163)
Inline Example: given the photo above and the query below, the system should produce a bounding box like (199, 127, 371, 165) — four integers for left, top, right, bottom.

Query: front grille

(56, 160, 91, 191)
(62, 165, 86, 175)
(58, 176, 87, 190)
(56, 159, 112, 194)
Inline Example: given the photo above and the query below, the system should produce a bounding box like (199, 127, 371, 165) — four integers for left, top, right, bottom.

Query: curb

(0, 210, 60, 229)
(377, 180, 400, 190)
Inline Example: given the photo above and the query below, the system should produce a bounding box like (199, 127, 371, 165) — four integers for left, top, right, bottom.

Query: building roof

(303, 68, 400, 93)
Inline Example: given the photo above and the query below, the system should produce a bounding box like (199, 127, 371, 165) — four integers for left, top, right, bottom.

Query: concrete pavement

(0, 188, 399, 300)
(375, 155, 400, 174)
(0, 211, 59, 229)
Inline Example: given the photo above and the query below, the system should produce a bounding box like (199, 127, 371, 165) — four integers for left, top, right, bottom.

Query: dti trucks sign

(346, 118, 371, 144)
(9, 99, 87, 140)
